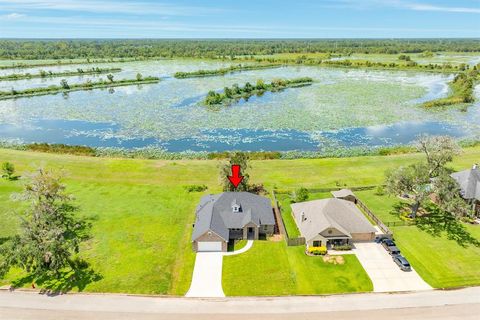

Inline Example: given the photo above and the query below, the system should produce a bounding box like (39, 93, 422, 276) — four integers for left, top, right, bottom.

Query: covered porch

(307, 235, 351, 249)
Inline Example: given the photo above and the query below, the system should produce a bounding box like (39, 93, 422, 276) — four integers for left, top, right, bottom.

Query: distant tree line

(0, 39, 479, 60)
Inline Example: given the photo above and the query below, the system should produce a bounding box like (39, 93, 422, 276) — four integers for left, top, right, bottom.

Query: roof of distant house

(192, 192, 275, 242)
(451, 165, 480, 201)
(291, 198, 376, 241)
(331, 189, 356, 199)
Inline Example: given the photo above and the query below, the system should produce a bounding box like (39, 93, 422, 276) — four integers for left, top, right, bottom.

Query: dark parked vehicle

(375, 235, 393, 243)
(381, 238, 396, 249)
(386, 245, 401, 256)
(393, 255, 411, 271)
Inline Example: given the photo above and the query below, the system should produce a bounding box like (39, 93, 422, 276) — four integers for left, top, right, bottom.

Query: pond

(0, 59, 479, 152)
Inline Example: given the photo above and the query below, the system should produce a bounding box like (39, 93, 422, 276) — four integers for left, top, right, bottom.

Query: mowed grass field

(223, 241, 372, 296)
(0, 146, 479, 294)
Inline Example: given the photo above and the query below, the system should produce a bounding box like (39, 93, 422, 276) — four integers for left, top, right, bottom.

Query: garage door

(198, 241, 222, 252)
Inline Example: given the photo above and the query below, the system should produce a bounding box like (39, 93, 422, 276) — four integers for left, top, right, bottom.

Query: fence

(384, 220, 415, 227)
(287, 237, 306, 246)
(272, 190, 306, 247)
(273, 185, 378, 195)
(356, 199, 393, 235)
(271, 190, 287, 237)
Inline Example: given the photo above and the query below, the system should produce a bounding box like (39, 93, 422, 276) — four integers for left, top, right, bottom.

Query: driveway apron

(353, 242, 432, 292)
(186, 252, 225, 298)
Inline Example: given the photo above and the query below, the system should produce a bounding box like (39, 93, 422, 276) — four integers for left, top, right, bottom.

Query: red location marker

(228, 164, 244, 188)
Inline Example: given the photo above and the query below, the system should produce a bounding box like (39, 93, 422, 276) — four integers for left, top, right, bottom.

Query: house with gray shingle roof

(192, 192, 275, 252)
(451, 164, 480, 214)
(291, 198, 376, 248)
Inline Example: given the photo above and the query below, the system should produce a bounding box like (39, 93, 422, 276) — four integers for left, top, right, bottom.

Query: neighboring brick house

(451, 164, 480, 215)
(191, 192, 275, 252)
(291, 198, 376, 248)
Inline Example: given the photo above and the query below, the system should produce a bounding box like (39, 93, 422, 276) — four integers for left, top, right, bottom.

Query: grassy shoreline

(0, 67, 122, 81)
(0, 76, 160, 100)
(0, 141, 478, 161)
(423, 70, 478, 108)
(239, 55, 474, 74)
(174, 63, 282, 78)
(0, 57, 153, 70)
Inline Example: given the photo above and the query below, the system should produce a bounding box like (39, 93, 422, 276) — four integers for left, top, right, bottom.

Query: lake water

(0, 59, 479, 152)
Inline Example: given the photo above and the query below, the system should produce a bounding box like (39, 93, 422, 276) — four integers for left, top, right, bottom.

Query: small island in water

(203, 77, 313, 107)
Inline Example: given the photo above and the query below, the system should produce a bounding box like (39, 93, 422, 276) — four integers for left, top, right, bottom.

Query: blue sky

(0, 0, 479, 38)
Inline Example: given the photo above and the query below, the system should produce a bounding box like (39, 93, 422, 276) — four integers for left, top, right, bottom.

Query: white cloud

(0, 12, 25, 19)
(407, 3, 480, 14)
(0, 0, 225, 16)
(320, 0, 480, 14)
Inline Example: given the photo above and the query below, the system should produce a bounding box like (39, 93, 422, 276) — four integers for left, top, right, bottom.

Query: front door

(247, 227, 254, 239)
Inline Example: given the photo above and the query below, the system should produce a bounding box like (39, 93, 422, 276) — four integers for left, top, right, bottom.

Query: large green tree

(0, 169, 90, 281)
(386, 135, 466, 219)
(385, 163, 431, 218)
(220, 152, 250, 192)
(416, 135, 461, 178)
(433, 172, 472, 218)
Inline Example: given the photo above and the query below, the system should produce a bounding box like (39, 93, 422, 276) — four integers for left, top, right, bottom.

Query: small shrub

(291, 187, 309, 203)
(184, 184, 208, 193)
(247, 183, 267, 195)
(1, 162, 15, 180)
(308, 246, 327, 255)
(333, 244, 352, 251)
(60, 79, 69, 89)
(375, 185, 385, 196)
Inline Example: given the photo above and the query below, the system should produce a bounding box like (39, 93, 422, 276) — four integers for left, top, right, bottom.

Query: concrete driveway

(186, 240, 254, 298)
(186, 252, 225, 298)
(353, 242, 432, 292)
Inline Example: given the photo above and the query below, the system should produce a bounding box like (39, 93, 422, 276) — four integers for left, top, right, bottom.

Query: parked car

(381, 238, 396, 248)
(375, 235, 393, 243)
(393, 255, 411, 271)
(386, 245, 401, 256)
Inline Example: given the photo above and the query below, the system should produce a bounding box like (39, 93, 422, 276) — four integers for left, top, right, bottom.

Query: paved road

(1, 286, 479, 319)
(186, 240, 254, 298)
(354, 242, 432, 292)
(2, 304, 480, 320)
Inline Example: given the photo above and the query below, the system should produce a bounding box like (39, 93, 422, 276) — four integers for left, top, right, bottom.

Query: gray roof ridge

(323, 205, 352, 237)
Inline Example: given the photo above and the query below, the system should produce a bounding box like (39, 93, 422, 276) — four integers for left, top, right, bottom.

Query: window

(313, 240, 322, 247)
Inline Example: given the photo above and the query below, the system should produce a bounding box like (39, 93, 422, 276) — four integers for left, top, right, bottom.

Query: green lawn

(228, 239, 248, 252)
(355, 189, 404, 223)
(392, 226, 480, 288)
(0, 151, 223, 295)
(223, 241, 372, 296)
(1, 146, 480, 294)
